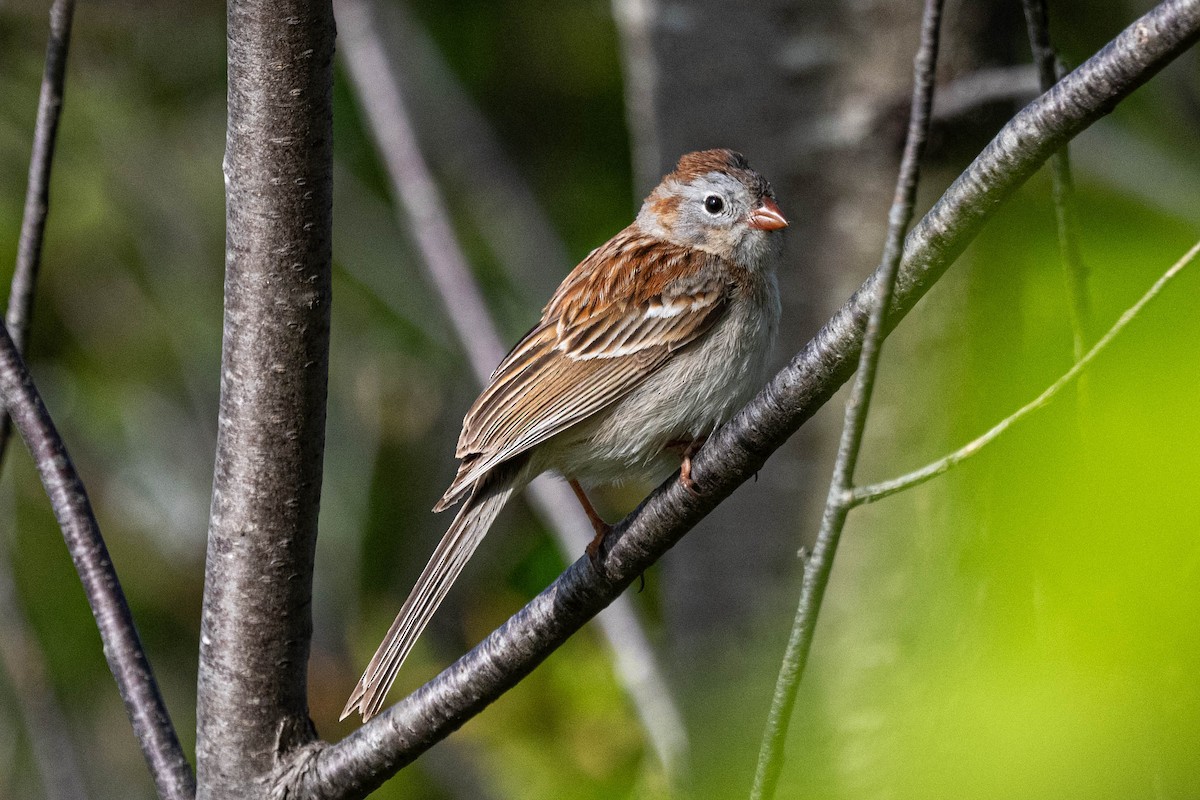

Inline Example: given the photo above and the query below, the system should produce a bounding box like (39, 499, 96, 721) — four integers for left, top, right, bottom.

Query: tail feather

(342, 473, 520, 722)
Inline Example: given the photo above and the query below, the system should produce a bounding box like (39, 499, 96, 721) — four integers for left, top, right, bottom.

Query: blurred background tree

(0, 0, 1197, 797)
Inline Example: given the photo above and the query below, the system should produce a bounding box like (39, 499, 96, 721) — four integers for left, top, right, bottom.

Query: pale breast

(543, 274, 780, 486)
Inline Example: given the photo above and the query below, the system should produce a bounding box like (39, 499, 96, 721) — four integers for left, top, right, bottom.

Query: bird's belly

(542, 294, 778, 487)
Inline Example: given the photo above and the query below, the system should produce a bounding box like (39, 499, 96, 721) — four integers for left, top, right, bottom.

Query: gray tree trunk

(195, 0, 335, 795)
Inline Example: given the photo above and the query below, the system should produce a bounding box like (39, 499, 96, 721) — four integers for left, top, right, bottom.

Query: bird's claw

(679, 458, 701, 496)
(678, 437, 706, 496)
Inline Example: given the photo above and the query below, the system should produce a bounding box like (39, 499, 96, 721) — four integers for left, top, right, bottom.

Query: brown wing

(434, 229, 730, 510)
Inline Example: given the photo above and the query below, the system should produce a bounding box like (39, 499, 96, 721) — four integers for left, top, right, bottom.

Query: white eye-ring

(703, 194, 725, 215)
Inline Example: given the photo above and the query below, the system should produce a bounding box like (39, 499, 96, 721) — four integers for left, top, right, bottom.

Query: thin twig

(336, 0, 501, 379)
(384, 4, 571, 300)
(1023, 0, 1091, 360)
(335, 0, 688, 776)
(852, 238, 1200, 507)
(751, 2, 943, 797)
(1, 3, 118, 796)
(522, 479, 688, 772)
(0, 325, 195, 799)
(279, 4, 1200, 796)
(0, 0, 76, 471)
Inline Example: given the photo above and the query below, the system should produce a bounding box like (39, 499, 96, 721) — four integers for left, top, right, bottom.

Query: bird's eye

(703, 195, 725, 214)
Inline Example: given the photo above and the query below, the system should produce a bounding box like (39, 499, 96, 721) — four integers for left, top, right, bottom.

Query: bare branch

(334, 0, 501, 379)
(334, 0, 687, 774)
(0, 3, 91, 795)
(0, 0, 76, 471)
(852, 238, 1200, 507)
(195, 0, 335, 795)
(280, 2, 1200, 797)
(0, 326, 194, 798)
(752, 1, 943, 796)
(1023, 0, 1091, 359)
(384, 4, 571, 300)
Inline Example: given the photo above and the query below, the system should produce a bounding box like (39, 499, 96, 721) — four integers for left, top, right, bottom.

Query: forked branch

(0, 0, 76, 469)
(852, 239, 1200, 506)
(0, 1, 194, 797)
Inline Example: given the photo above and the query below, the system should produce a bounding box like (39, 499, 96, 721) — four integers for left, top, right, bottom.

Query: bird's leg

(568, 479, 611, 563)
(666, 436, 707, 496)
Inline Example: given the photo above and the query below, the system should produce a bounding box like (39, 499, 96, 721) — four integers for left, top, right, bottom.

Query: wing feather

(438, 230, 732, 510)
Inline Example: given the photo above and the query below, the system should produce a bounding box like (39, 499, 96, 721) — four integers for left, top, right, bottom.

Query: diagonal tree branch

(0, 326, 195, 798)
(195, 0, 335, 796)
(382, 1, 571, 302)
(334, 0, 503, 379)
(0, 0, 76, 471)
(752, 0, 943, 795)
(0, 2, 91, 797)
(851, 238, 1200, 507)
(279, 1, 1200, 797)
(333, 0, 687, 775)
(0, 1, 193, 796)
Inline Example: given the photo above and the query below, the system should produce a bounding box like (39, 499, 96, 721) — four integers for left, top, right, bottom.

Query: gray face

(637, 170, 781, 268)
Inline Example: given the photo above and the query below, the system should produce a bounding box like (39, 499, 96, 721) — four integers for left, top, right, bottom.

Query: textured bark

(195, 0, 335, 796)
(279, 3, 1200, 796)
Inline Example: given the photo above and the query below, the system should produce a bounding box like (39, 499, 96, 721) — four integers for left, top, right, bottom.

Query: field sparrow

(343, 149, 787, 721)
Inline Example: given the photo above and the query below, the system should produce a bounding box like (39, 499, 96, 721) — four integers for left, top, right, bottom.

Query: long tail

(342, 469, 521, 722)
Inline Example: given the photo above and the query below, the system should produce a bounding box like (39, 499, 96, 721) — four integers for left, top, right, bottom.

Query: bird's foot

(570, 479, 612, 568)
(585, 521, 613, 566)
(670, 437, 707, 496)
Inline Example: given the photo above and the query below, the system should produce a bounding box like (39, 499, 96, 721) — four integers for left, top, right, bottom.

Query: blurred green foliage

(769, 180, 1200, 800)
(1, 0, 1199, 798)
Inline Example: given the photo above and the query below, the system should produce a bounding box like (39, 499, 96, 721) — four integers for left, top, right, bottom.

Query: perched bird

(343, 148, 788, 722)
